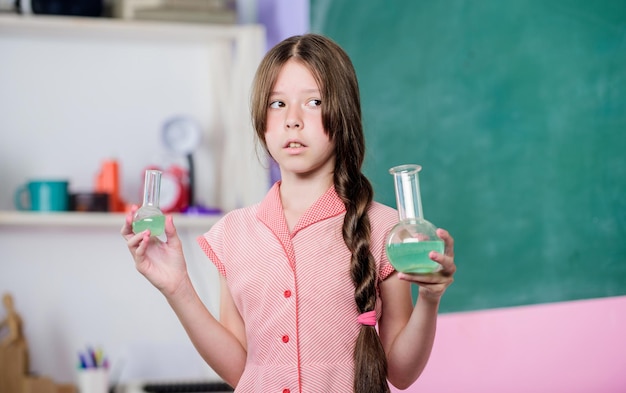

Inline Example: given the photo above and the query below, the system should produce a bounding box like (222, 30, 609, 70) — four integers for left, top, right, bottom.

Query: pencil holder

(76, 368, 108, 393)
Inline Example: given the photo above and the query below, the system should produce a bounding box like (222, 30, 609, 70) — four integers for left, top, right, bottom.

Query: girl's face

(265, 59, 335, 180)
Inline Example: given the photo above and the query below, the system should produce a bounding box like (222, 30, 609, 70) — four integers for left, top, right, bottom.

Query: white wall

(0, 224, 221, 384)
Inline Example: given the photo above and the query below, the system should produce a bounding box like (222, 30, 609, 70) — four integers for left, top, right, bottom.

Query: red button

(284, 290, 291, 298)
(282, 335, 289, 343)
(283, 389, 290, 393)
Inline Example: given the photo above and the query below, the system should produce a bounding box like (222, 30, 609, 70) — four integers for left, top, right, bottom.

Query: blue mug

(15, 180, 69, 212)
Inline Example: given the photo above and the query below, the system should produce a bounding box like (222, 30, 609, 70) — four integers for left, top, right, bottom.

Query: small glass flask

(132, 169, 165, 237)
(386, 164, 444, 274)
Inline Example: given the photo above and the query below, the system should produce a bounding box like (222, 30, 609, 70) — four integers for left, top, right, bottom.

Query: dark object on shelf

(30, 0, 103, 16)
(69, 192, 109, 212)
(142, 381, 234, 392)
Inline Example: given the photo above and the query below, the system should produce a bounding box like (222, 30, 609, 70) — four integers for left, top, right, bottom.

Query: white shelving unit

(0, 15, 266, 384)
(0, 13, 269, 214)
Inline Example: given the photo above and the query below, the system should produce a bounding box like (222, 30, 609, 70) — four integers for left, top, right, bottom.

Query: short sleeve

(197, 217, 227, 276)
(368, 202, 399, 282)
(379, 245, 396, 281)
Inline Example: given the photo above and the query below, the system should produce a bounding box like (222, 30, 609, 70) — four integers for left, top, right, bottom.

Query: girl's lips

(284, 140, 306, 154)
(284, 140, 306, 148)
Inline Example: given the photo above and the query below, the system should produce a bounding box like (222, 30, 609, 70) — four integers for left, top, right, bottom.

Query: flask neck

(390, 164, 424, 221)
(142, 170, 162, 207)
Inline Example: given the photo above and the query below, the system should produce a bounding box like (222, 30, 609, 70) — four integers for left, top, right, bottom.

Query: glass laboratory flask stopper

(132, 169, 165, 237)
(386, 164, 444, 274)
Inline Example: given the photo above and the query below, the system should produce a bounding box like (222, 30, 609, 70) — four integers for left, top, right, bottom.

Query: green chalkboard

(311, 1, 626, 313)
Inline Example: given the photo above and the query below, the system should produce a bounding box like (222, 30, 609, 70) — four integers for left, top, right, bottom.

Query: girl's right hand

(121, 205, 189, 298)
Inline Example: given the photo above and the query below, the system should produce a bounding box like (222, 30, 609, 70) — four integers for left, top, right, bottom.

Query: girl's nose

(285, 106, 302, 130)
(286, 119, 301, 129)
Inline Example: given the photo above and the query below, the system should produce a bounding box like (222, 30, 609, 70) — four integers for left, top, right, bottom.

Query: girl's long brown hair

(251, 34, 389, 393)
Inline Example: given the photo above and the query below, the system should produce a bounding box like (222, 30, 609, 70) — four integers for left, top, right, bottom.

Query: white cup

(76, 368, 109, 393)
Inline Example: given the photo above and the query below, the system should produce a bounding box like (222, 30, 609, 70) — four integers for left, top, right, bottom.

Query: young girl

(122, 34, 456, 393)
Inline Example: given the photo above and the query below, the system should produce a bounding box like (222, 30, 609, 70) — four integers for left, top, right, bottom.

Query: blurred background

(1, 1, 625, 392)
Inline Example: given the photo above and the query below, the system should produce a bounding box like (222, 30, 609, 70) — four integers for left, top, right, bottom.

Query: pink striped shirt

(197, 182, 398, 393)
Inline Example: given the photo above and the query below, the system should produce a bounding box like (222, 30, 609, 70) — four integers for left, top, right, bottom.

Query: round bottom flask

(132, 170, 165, 237)
(386, 165, 443, 274)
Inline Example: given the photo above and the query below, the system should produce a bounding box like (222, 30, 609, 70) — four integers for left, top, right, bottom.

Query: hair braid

(335, 163, 390, 393)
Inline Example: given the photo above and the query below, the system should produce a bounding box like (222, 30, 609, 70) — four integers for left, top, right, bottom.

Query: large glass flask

(132, 170, 165, 237)
(386, 164, 444, 274)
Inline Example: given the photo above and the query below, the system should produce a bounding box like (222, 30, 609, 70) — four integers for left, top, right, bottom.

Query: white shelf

(0, 211, 221, 229)
(0, 13, 263, 42)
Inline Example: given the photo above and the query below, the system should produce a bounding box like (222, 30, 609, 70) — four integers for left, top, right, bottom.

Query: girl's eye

(269, 100, 284, 109)
(308, 99, 322, 107)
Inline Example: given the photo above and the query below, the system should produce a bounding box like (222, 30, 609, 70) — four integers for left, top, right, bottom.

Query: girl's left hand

(397, 228, 456, 301)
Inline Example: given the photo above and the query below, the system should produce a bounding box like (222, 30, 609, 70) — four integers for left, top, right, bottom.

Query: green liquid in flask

(133, 169, 165, 237)
(132, 215, 165, 237)
(386, 240, 444, 274)
(386, 164, 444, 274)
